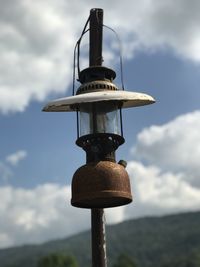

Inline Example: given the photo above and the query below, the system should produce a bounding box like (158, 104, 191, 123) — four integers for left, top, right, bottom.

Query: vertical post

(89, 8, 103, 66)
(89, 8, 107, 267)
(91, 209, 107, 267)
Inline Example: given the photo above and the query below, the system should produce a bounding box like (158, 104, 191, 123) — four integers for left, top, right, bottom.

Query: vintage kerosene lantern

(43, 65, 155, 208)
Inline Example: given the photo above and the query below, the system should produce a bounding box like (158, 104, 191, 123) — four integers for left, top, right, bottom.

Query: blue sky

(0, 0, 200, 248)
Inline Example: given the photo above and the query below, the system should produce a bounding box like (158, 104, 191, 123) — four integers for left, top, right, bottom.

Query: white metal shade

(43, 90, 155, 112)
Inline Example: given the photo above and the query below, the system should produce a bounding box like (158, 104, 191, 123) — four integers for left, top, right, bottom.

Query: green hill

(0, 211, 200, 267)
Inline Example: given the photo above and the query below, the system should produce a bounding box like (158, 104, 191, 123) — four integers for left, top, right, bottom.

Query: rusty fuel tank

(71, 161, 132, 208)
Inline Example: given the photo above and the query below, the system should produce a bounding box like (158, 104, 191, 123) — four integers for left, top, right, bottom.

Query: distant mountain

(0, 211, 200, 267)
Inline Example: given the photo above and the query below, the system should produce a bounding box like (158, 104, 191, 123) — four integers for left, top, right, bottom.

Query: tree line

(37, 252, 137, 267)
(37, 250, 200, 267)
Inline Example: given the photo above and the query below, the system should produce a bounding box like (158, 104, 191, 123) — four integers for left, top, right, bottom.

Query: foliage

(113, 253, 137, 267)
(37, 253, 78, 267)
(161, 250, 200, 267)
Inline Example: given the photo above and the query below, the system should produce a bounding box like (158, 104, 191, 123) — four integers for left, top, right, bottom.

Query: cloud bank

(124, 110, 200, 219)
(1, 0, 200, 113)
(0, 184, 124, 248)
(125, 161, 200, 219)
(0, 110, 200, 248)
(132, 110, 200, 187)
(0, 184, 77, 248)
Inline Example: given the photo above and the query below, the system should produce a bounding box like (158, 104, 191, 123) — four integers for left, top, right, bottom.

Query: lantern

(43, 66, 155, 208)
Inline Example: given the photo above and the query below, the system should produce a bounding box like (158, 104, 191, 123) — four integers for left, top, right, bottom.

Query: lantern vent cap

(76, 80, 118, 95)
(78, 66, 116, 84)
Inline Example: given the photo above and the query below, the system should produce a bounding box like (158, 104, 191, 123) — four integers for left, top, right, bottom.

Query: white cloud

(132, 110, 200, 187)
(1, 0, 200, 113)
(0, 182, 128, 248)
(6, 150, 27, 166)
(124, 161, 200, 220)
(0, 151, 27, 183)
(124, 110, 200, 219)
(0, 184, 91, 248)
(1, 166, 199, 249)
(0, 162, 13, 182)
(105, 206, 125, 224)
(0, 0, 81, 114)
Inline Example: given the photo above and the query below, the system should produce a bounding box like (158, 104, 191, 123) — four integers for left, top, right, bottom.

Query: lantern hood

(42, 90, 155, 112)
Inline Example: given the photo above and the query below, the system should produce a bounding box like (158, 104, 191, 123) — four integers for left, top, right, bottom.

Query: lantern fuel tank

(71, 160, 132, 208)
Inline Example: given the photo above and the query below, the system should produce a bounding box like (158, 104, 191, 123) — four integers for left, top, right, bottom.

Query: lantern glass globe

(79, 101, 120, 137)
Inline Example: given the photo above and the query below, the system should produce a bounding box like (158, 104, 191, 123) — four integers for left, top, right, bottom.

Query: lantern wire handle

(72, 16, 126, 137)
(103, 24, 125, 91)
(103, 24, 125, 137)
(76, 108, 80, 139)
(73, 16, 90, 141)
(72, 15, 90, 96)
(72, 18, 126, 96)
(120, 108, 124, 137)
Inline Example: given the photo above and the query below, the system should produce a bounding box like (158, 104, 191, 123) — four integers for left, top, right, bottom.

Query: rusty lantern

(43, 65, 155, 208)
(43, 8, 155, 209)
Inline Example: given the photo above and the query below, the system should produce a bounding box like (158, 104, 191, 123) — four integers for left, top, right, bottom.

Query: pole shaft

(91, 209, 107, 267)
(89, 8, 103, 66)
(89, 8, 107, 267)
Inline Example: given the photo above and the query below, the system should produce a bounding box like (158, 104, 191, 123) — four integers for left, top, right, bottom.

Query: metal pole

(89, 8, 103, 67)
(91, 209, 107, 267)
(89, 8, 107, 267)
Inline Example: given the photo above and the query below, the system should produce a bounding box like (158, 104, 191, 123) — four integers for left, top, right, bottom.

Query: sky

(0, 0, 200, 249)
